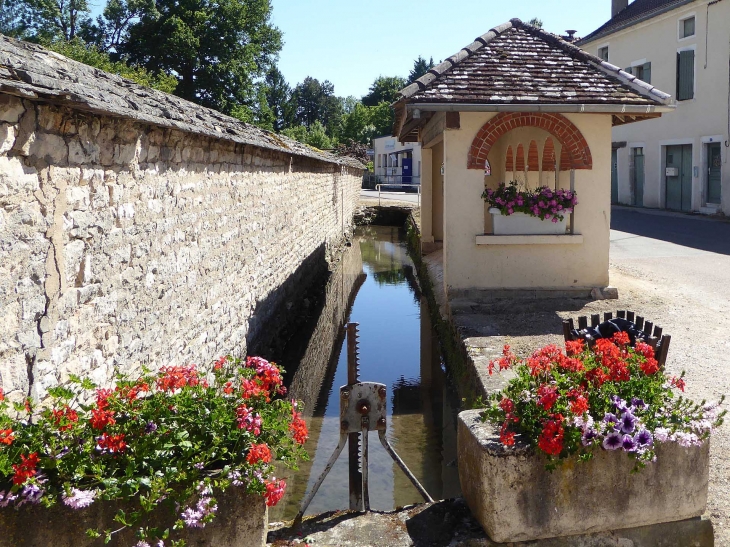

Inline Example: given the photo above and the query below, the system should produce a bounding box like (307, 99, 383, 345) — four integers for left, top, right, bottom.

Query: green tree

(87, 0, 157, 52)
(408, 56, 434, 84)
(263, 67, 294, 131)
(7, 0, 93, 41)
(528, 17, 543, 29)
(282, 121, 333, 150)
(362, 75, 407, 107)
(339, 102, 376, 144)
(231, 84, 275, 130)
(290, 76, 342, 134)
(122, 0, 282, 115)
(369, 101, 395, 137)
(0, 0, 32, 38)
(46, 37, 177, 92)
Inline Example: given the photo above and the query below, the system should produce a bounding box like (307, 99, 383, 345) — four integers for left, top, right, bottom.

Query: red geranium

(488, 345, 518, 375)
(537, 417, 564, 456)
(264, 479, 286, 507)
(98, 432, 127, 453)
(0, 429, 14, 445)
(537, 384, 559, 411)
(12, 452, 39, 485)
(289, 411, 308, 445)
(246, 443, 272, 465)
(90, 408, 116, 430)
(52, 406, 79, 431)
(640, 358, 659, 376)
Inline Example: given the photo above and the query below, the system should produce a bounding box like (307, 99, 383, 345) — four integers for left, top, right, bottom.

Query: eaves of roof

(578, 0, 696, 46)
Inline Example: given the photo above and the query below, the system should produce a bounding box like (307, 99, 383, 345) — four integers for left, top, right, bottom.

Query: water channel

(269, 225, 462, 522)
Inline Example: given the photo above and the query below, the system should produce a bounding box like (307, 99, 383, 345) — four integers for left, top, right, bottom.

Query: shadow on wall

(611, 207, 730, 256)
(246, 242, 330, 359)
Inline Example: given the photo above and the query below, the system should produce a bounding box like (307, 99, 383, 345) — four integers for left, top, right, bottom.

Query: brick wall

(0, 96, 362, 401)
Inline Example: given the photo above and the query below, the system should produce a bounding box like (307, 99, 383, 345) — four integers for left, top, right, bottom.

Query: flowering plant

(481, 181, 578, 222)
(0, 356, 308, 546)
(483, 334, 725, 470)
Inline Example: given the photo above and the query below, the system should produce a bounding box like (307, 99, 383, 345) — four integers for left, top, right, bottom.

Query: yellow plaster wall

(442, 112, 612, 291)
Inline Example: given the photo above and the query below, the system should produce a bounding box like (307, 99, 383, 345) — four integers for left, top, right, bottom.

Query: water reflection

(269, 226, 461, 522)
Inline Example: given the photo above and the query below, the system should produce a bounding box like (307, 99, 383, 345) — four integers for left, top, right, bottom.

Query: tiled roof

(397, 19, 670, 107)
(579, 0, 694, 45)
(0, 35, 364, 169)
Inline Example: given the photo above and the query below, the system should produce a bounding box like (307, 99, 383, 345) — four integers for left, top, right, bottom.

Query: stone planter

(0, 487, 267, 547)
(458, 409, 710, 543)
(489, 208, 567, 235)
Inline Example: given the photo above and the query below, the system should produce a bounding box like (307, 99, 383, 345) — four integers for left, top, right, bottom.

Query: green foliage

(362, 75, 407, 107)
(263, 67, 295, 131)
(289, 76, 342, 135)
(0, 356, 308, 544)
(408, 56, 434, 84)
(282, 121, 334, 150)
(45, 38, 177, 92)
(0, 0, 32, 38)
(527, 17, 543, 29)
(122, 0, 282, 115)
(6, 0, 94, 42)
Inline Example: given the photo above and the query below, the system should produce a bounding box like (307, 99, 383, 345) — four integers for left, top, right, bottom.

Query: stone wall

(0, 95, 362, 402)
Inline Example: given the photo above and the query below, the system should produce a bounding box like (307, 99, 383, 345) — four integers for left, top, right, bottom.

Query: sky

(270, 0, 614, 99)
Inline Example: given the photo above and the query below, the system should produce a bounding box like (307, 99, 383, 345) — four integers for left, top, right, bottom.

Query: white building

(579, 0, 730, 214)
(372, 135, 422, 189)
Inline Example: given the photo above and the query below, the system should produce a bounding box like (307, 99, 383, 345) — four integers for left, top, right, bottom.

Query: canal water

(269, 225, 462, 522)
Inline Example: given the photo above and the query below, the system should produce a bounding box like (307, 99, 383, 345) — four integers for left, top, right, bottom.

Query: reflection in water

(269, 226, 461, 522)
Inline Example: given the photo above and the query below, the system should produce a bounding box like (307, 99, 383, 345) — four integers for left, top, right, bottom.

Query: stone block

(29, 132, 68, 164)
(0, 123, 16, 153)
(0, 95, 25, 123)
(457, 410, 709, 543)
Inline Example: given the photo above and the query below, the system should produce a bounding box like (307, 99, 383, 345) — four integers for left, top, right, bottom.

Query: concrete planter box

(489, 208, 567, 235)
(458, 409, 709, 543)
(0, 487, 267, 547)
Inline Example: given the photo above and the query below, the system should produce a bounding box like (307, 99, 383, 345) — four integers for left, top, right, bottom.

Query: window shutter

(642, 62, 651, 84)
(677, 50, 694, 100)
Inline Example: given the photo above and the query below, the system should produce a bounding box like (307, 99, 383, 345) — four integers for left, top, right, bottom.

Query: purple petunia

(631, 398, 647, 411)
(620, 412, 637, 434)
(622, 434, 636, 451)
(581, 428, 598, 447)
(603, 431, 623, 450)
(603, 413, 619, 427)
(634, 429, 653, 447)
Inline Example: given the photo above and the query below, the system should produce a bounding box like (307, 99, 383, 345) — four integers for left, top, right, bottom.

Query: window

(677, 49, 695, 100)
(680, 16, 695, 39)
(626, 62, 652, 84)
(598, 46, 609, 61)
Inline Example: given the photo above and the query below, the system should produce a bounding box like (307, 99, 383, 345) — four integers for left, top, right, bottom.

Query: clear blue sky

(271, 0, 613, 98)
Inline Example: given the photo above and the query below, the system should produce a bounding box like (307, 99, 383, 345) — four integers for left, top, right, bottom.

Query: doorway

(665, 145, 692, 211)
(632, 148, 644, 207)
(707, 143, 721, 204)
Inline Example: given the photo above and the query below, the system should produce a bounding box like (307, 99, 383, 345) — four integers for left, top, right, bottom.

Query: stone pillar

(420, 147, 434, 244)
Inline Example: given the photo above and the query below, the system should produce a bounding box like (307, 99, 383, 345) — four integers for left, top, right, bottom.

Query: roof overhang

(394, 101, 675, 142)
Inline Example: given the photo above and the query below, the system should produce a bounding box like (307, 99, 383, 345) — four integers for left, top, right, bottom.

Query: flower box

(0, 487, 267, 547)
(458, 409, 710, 543)
(489, 208, 567, 235)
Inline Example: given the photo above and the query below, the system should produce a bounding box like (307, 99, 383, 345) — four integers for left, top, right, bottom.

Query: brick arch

(505, 145, 514, 172)
(515, 144, 525, 172)
(542, 138, 556, 172)
(468, 113, 593, 170)
(527, 140, 539, 172)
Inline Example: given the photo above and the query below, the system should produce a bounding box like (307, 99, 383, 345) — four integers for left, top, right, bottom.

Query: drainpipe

(703, 0, 729, 148)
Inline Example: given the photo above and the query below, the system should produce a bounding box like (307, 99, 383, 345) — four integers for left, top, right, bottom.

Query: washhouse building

(579, 0, 730, 214)
(392, 19, 673, 295)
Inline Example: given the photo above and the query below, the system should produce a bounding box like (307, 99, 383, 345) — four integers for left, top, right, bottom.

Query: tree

(263, 67, 294, 131)
(339, 102, 376, 144)
(290, 77, 342, 135)
(122, 0, 282, 115)
(282, 121, 333, 150)
(6, 0, 93, 42)
(0, 0, 32, 38)
(87, 0, 157, 52)
(46, 37, 177, 92)
(528, 17, 543, 29)
(362, 75, 407, 107)
(408, 56, 434, 84)
(369, 102, 395, 137)
(231, 83, 275, 131)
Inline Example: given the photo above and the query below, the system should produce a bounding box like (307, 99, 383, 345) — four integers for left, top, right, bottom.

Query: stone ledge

(475, 234, 584, 245)
(458, 409, 710, 543)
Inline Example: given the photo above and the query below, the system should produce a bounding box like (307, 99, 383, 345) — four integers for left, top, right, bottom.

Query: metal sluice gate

(295, 323, 434, 521)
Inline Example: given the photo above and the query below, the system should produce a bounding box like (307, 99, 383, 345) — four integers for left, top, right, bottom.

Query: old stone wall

(0, 95, 362, 401)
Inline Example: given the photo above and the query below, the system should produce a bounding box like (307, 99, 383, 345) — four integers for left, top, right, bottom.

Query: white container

(488, 208, 568, 235)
